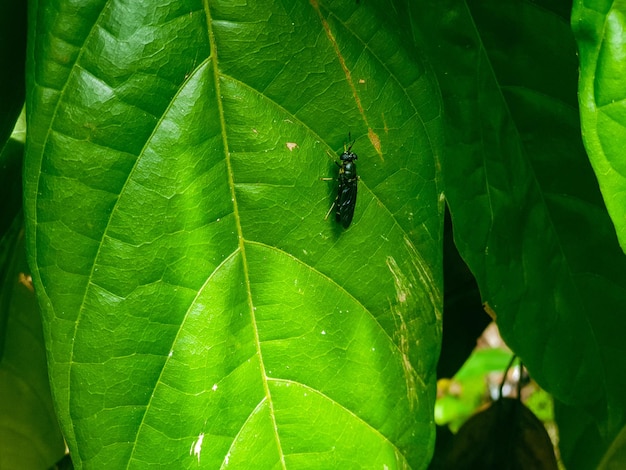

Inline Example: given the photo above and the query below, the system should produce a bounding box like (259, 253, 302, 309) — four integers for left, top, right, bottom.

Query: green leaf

(555, 403, 605, 470)
(598, 423, 626, 470)
(417, 0, 626, 466)
(572, 0, 626, 253)
(435, 348, 514, 431)
(24, 0, 443, 467)
(0, 214, 66, 469)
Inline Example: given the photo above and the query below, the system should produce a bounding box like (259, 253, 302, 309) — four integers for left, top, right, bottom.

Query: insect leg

(324, 201, 336, 220)
(321, 174, 337, 219)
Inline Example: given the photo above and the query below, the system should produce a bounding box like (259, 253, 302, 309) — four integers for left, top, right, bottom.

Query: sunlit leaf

(572, 0, 626, 253)
(24, 0, 443, 467)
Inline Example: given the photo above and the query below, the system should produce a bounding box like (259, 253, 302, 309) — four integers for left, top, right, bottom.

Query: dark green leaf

(598, 423, 626, 470)
(0, 215, 66, 469)
(555, 402, 605, 470)
(444, 398, 558, 470)
(417, 0, 626, 467)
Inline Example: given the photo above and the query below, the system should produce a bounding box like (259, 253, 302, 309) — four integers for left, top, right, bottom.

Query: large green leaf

(24, 0, 443, 467)
(417, 0, 626, 467)
(572, 0, 626, 253)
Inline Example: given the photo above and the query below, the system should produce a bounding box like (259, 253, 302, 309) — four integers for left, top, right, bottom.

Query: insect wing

(335, 174, 358, 228)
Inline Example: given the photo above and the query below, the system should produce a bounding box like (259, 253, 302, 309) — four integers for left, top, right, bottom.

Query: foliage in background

(0, 213, 66, 469)
(435, 345, 515, 432)
(2, 0, 626, 469)
(417, 0, 626, 468)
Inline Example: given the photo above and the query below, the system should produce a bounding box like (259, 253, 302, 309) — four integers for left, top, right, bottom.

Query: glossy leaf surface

(24, 0, 443, 468)
(573, 0, 626, 253)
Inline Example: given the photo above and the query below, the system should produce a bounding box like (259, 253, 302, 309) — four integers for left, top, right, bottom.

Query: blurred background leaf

(417, 0, 626, 468)
(444, 397, 558, 470)
(0, 125, 66, 468)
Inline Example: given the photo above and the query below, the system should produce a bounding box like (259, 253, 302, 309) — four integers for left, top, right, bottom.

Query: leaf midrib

(202, 1, 288, 468)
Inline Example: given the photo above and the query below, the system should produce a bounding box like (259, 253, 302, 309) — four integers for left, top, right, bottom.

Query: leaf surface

(572, 0, 626, 253)
(0, 212, 66, 469)
(24, 0, 443, 468)
(417, 0, 626, 466)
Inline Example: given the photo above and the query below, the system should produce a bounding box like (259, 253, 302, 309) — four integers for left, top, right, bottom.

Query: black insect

(323, 139, 359, 228)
